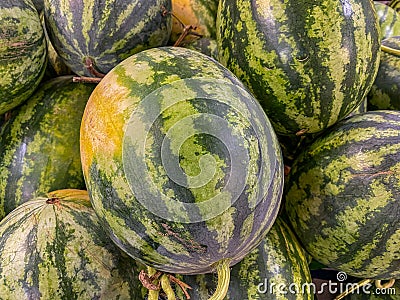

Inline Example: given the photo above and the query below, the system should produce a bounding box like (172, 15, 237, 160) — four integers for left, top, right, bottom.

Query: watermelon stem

(375, 279, 395, 289)
(84, 57, 105, 78)
(208, 259, 231, 300)
(161, 274, 176, 300)
(171, 13, 202, 47)
(381, 44, 400, 56)
(334, 279, 372, 300)
(147, 266, 161, 300)
(72, 76, 102, 84)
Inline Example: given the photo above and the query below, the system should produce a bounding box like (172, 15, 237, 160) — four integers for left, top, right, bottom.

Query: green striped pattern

(0, 0, 47, 114)
(32, 0, 44, 12)
(0, 76, 93, 220)
(389, 0, 400, 12)
(44, 0, 172, 77)
(0, 189, 144, 299)
(375, 2, 400, 40)
(217, 0, 381, 135)
(368, 36, 400, 110)
(178, 217, 313, 300)
(285, 110, 400, 279)
(81, 47, 284, 274)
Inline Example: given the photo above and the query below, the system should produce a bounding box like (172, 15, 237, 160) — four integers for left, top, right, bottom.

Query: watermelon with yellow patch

(80, 46, 284, 299)
(0, 189, 145, 299)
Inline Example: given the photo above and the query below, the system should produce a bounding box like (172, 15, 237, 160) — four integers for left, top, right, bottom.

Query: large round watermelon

(0, 76, 93, 220)
(44, 0, 172, 77)
(0, 0, 47, 114)
(285, 110, 400, 280)
(217, 0, 381, 135)
(0, 189, 144, 299)
(80, 47, 284, 298)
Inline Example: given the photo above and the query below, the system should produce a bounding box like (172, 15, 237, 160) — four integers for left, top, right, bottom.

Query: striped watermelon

(278, 98, 368, 165)
(44, 0, 172, 77)
(32, 0, 43, 12)
(181, 37, 219, 60)
(41, 14, 72, 79)
(0, 76, 93, 220)
(80, 47, 284, 298)
(0, 189, 144, 299)
(0, 0, 47, 114)
(368, 36, 400, 110)
(170, 0, 219, 44)
(375, 2, 400, 39)
(285, 110, 400, 280)
(389, 0, 400, 12)
(176, 217, 313, 300)
(217, 0, 381, 136)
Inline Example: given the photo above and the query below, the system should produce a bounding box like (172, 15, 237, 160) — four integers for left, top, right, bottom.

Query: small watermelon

(0, 0, 47, 114)
(0, 189, 144, 299)
(0, 76, 93, 219)
(44, 0, 172, 77)
(368, 36, 400, 110)
(375, 2, 400, 39)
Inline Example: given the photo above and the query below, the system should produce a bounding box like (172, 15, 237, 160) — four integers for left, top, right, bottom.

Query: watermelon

(181, 37, 219, 60)
(170, 0, 219, 44)
(285, 110, 400, 280)
(368, 36, 400, 110)
(32, 0, 44, 12)
(80, 46, 284, 298)
(0, 76, 93, 220)
(375, 2, 400, 39)
(41, 13, 72, 79)
(175, 217, 313, 300)
(389, 0, 400, 12)
(278, 97, 368, 166)
(43, 0, 172, 77)
(217, 0, 381, 136)
(0, 0, 47, 114)
(0, 189, 145, 299)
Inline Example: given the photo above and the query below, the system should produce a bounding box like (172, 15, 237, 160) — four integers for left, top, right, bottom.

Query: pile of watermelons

(0, 0, 399, 299)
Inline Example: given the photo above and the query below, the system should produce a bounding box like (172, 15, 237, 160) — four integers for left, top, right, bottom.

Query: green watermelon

(389, 0, 400, 12)
(285, 110, 400, 280)
(181, 37, 219, 60)
(176, 217, 313, 300)
(43, 0, 172, 77)
(217, 0, 381, 136)
(368, 36, 400, 110)
(80, 47, 284, 298)
(0, 189, 145, 299)
(0, 0, 47, 114)
(0, 76, 93, 220)
(375, 2, 400, 39)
